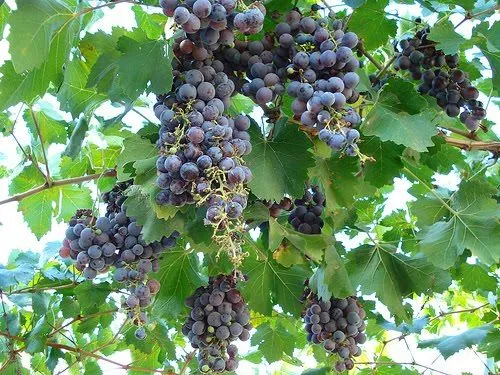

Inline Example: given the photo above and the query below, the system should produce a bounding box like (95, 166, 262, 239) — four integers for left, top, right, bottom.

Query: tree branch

(439, 134, 500, 153)
(79, 0, 160, 14)
(0, 330, 177, 374)
(0, 169, 117, 206)
(355, 361, 451, 375)
(428, 302, 490, 324)
(455, 4, 499, 29)
(29, 107, 52, 185)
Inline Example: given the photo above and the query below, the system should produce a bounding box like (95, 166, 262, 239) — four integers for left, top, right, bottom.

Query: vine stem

(374, 55, 397, 81)
(454, 4, 500, 29)
(47, 309, 118, 338)
(0, 330, 177, 374)
(179, 351, 196, 374)
(438, 134, 500, 153)
(7, 281, 77, 295)
(428, 302, 490, 324)
(438, 126, 479, 140)
(355, 361, 451, 375)
(79, 0, 159, 14)
(358, 41, 384, 70)
(0, 169, 117, 206)
(29, 107, 52, 186)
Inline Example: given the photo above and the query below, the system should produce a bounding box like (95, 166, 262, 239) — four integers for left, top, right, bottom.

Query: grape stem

(438, 126, 479, 140)
(179, 350, 196, 374)
(0, 169, 117, 206)
(79, 0, 160, 14)
(359, 47, 384, 71)
(374, 55, 397, 82)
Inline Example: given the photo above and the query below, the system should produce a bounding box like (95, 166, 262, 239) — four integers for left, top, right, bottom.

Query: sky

(0, 0, 498, 374)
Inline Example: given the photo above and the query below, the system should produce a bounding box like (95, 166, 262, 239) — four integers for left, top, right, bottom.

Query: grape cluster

(302, 286, 366, 372)
(60, 192, 178, 339)
(102, 180, 132, 217)
(182, 274, 251, 373)
(395, 28, 486, 131)
(288, 186, 325, 234)
(279, 12, 362, 154)
(155, 0, 268, 265)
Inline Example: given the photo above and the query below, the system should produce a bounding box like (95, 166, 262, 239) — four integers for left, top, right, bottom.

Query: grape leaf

(346, 245, 451, 320)
(152, 249, 206, 318)
(0, 251, 39, 289)
(310, 152, 369, 211)
(418, 180, 500, 268)
(58, 59, 107, 117)
(58, 185, 93, 222)
(452, 263, 498, 293)
(309, 245, 354, 300)
(7, 0, 79, 73)
(360, 137, 405, 188)
(124, 187, 179, 243)
(428, 19, 467, 55)
(116, 35, 172, 98)
(25, 108, 67, 146)
(473, 22, 500, 95)
(73, 282, 113, 314)
(363, 78, 438, 152)
(245, 118, 314, 201)
(240, 245, 310, 316)
(251, 322, 296, 363)
(63, 118, 89, 159)
(419, 325, 493, 358)
(268, 218, 332, 263)
(348, 0, 397, 50)
(17, 190, 59, 239)
(479, 330, 500, 361)
(117, 135, 158, 181)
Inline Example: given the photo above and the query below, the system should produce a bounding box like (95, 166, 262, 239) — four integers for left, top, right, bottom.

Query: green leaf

(348, 0, 397, 50)
(363, 78, 438, 152)
(268, 218, 331, 263)
(360, 137, 404, 187)
(418, 180, 500, 268)
(240, 246, 310, 316)
(58, 59, 107, 117)
(479, 330, 500, 361)
(309, 246, 354, 300)
(310, 152, 368, 211)
(9, 164, 46, 195)
(84, 360, 102, 375)
(245, 118, 314, 201)
(25, 107, 67, 146)
(58, 185, 93, 221)
(74, 282, 113, 314)
(0, 251, 39, 289)
(117, 135, 157, 181)
(346, 245, 451, 320)
(152, 249, 205, 318)
(117, 35, 172, 98)
(452, 263, 498, 293)
(61, 297, 80, 319)
(474, 22, 500, 95)
(419, 325, 493, 359)
(132, 5, 166, 40)
(250, 322, 296, 363)
(7, 0, 78, 73)
(227, 93, 255, 116)
(18, 189, 59, 239)
(63, 118, 89, 159)
(428, 19, 467, 55)
(124, 187, 179, 243)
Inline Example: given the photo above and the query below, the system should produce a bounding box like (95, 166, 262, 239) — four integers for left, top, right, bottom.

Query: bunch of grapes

(102, 179, 133, 217)
(182, 274, 251, 372)
(60, 191, 179, 339)
(154, 0, 269, 265)
(302, 284, 367, 372)
(288, 186, 325, 234)
(395, 28, 486, 131)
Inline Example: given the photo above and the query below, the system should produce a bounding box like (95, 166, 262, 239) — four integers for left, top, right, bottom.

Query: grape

(255, 87, 273, 104)
(341, 32, 358, 48)
(135, 327, 146, 340)
(173, 6, 190, 24)
(320, 50, 336, 67)
(178, 83, 197, 101)
(343, 72, 359, 89)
